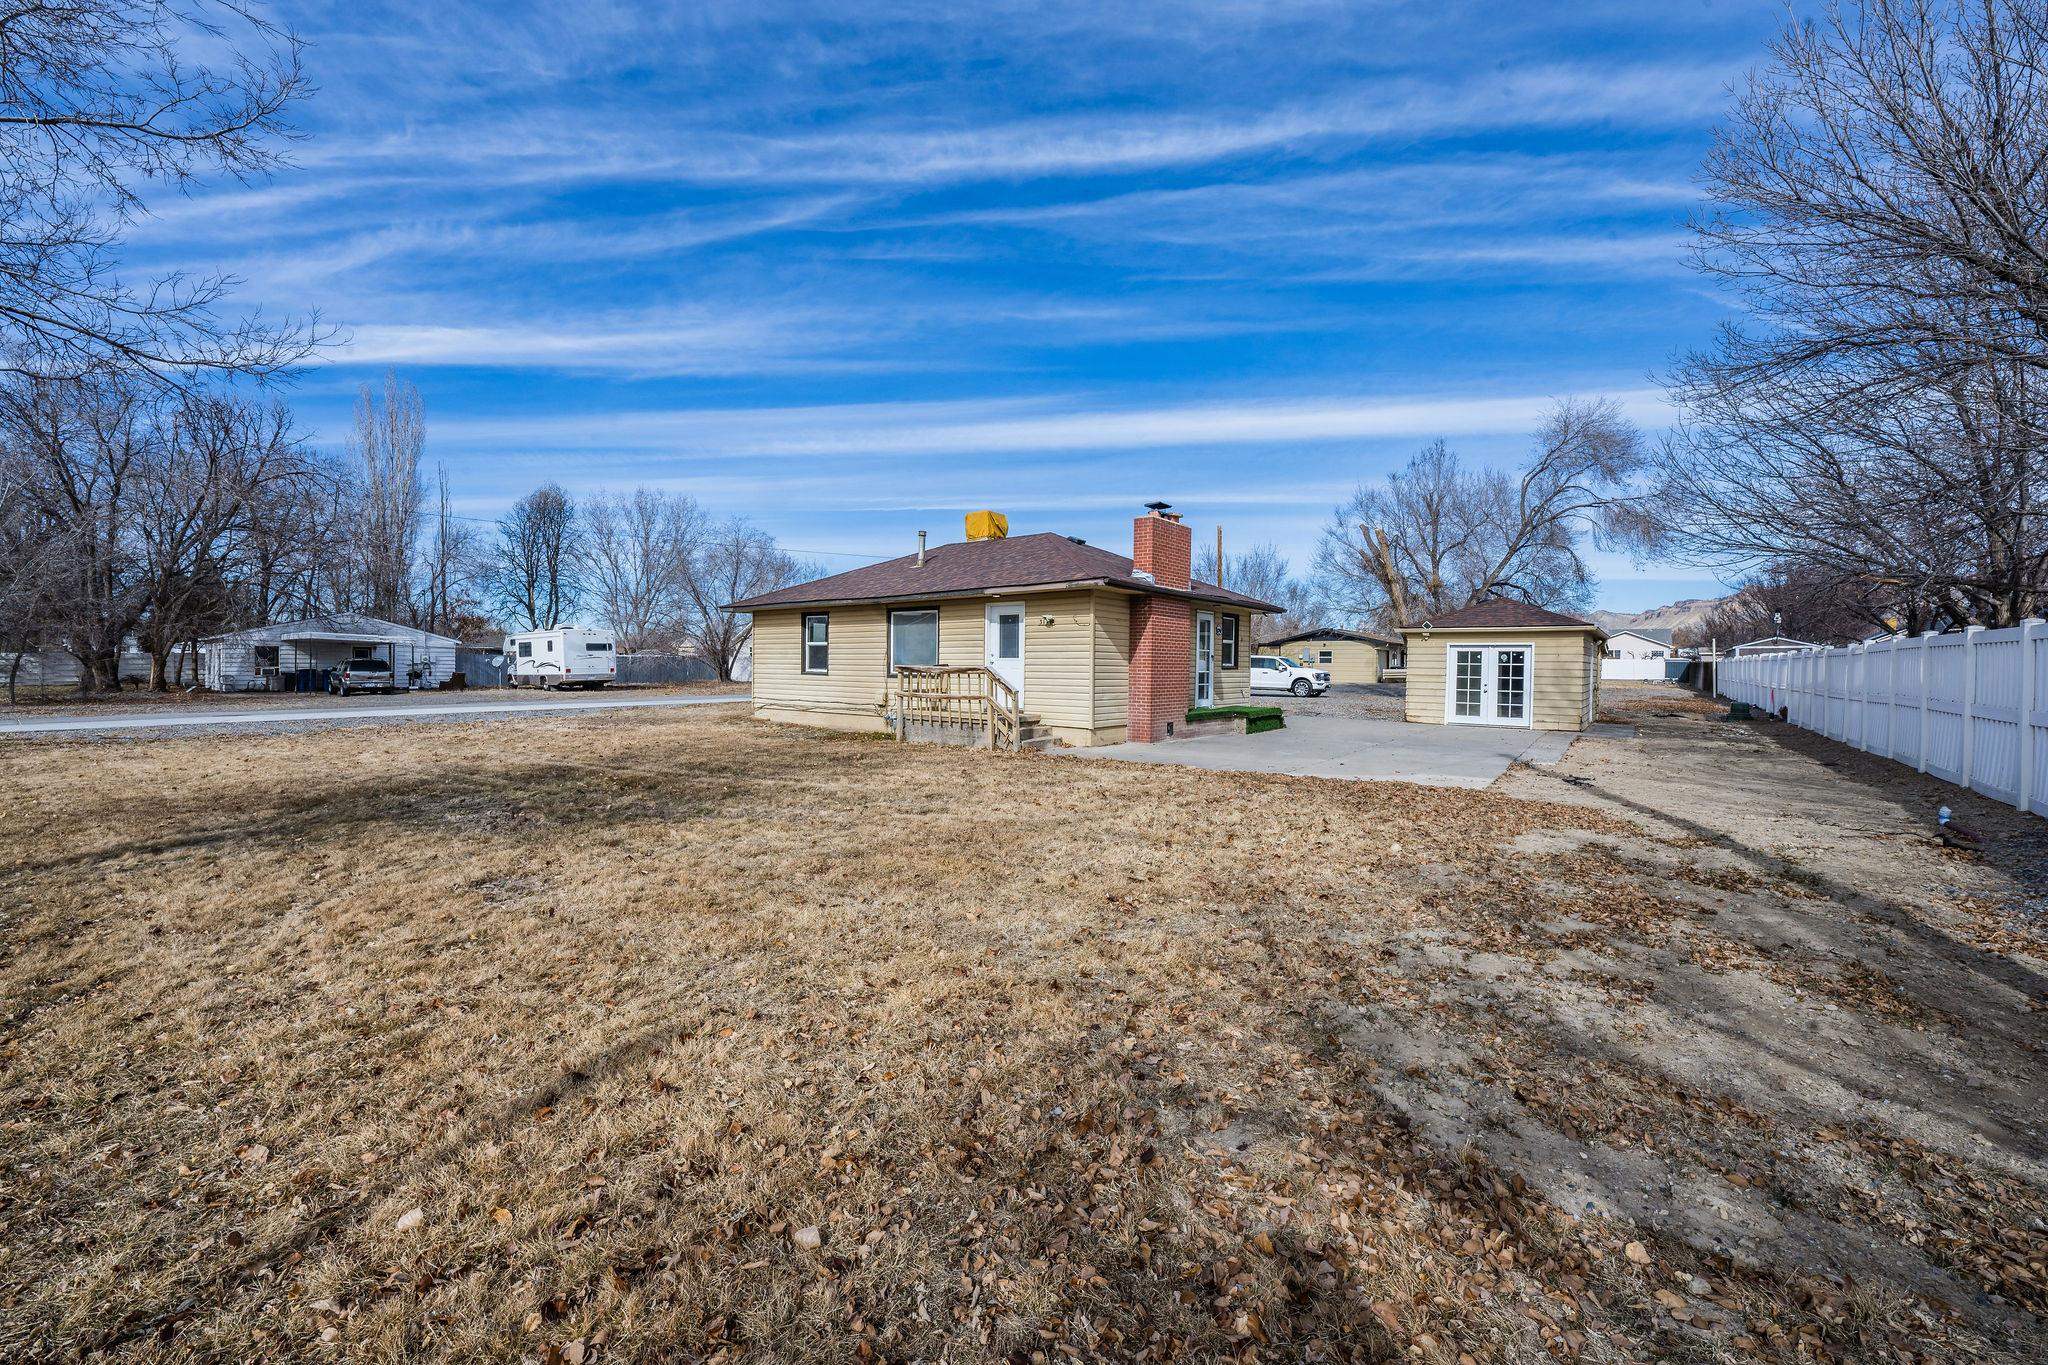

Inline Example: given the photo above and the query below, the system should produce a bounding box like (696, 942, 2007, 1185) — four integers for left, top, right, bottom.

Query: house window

(353, 645, 374, 660)
(252, 645, 280, 669)
(889, 608, 939, 671)
(802, 613, 830, 674)
(1318, 649, 1332, 664)
(1219, 614, 1239, 668)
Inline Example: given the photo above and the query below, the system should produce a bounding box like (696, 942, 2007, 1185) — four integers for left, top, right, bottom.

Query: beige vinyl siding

(753, 591, 1124, 744)
(1306, 639, 1383, 684)
(1018, 590, 1096, 739)
(1211, 609, 1251, 704)
(1402, 628, 1599, 732)
(1090, 590, 1131, 737)
(752, 605, 893, 730)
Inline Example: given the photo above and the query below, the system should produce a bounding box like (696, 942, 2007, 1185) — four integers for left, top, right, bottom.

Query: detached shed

(201, 613, 461, 692)
(1400, 599, 1606, 732)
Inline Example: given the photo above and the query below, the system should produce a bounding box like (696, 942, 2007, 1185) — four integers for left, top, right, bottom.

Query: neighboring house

(1401, 599, 1607, 732)
(200, 613, 461, 692)
(4, 644, 189, 690)
(1259, 628, 1405, 683)
(1728, 635, 1817, 656)
(1601, 626, 1678, 681)
(727, 504, 1282, 746)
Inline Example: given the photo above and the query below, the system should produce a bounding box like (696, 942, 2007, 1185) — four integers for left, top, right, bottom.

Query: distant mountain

(1590, 594, 1739, 636)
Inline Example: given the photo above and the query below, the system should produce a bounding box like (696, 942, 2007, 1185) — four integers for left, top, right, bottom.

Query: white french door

(1446, 644, 1531, 727)
(1193, 612, 1216, 706)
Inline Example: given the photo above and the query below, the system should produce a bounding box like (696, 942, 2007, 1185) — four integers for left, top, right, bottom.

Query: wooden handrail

(893, 664, 1022, 751)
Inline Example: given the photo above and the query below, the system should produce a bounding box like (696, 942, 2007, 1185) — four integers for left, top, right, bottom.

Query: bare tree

(420, 464, 482, 636)
(489, 483, 577, 630)
(1196, 540, 1324, 637)
(1694, 0, 2048, 392)
(1657, 0, 2048, 627)
(579, 488, 701, 651)
(1318, 401, 1648, 626)
(685, 517, 805, 681)
(347, 373, 425, 621)
(131, 392, 303, 688)
(0, 373, 155, 690)
(0, 0, 320, 384)
(0, 437, 71, 701)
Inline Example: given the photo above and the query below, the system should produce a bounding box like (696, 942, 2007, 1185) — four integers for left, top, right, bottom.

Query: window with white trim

(1219, 614, 1239, 668)
(802, 613, 830, 674)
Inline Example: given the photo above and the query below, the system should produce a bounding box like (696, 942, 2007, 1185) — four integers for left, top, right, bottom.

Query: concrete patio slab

(1063, 712, 1586, 788)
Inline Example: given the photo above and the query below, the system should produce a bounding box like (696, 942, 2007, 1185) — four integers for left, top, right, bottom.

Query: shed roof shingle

(727, 532, 1281, 612)
(1403, 598, 1601, 632)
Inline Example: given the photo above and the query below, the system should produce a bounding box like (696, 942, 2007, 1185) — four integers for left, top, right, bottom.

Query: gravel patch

(1269, 680, 1406, 720)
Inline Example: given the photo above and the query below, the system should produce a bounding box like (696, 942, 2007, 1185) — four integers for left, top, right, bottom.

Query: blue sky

(133, 0, 1790, 611)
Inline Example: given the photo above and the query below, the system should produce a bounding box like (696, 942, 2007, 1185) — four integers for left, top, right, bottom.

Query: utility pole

(1215, 526, 1224, 587)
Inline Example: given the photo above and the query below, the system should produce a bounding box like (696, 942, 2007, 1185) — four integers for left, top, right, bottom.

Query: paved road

(0, 692, 746, 737)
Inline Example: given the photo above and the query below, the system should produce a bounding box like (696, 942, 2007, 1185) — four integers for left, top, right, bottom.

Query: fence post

(2022, 619, 2041, 816)
(1917, 632, 1933, 774)
(1887, 636, 1900, 758)
(1855, 643, 1869, 750)
(1960, 625, 1982, 791)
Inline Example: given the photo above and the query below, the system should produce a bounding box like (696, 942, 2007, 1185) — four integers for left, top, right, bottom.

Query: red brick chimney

(1127, 503, 1192, 742)
(1131, 502, 1190, 591)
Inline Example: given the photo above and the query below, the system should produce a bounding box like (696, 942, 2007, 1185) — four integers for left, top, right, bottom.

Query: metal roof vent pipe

(916, 530, 927, 567)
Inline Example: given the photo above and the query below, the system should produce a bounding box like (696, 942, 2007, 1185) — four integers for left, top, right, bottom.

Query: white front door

(1194, 612, 1216, 706)
(1446, 644, 1531, 726)
(985, 603, 1025, 701)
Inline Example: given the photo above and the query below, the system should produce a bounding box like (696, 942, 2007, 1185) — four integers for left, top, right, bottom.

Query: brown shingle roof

(1403, 598, 1602, 632)
(727, 532, 1281, 613)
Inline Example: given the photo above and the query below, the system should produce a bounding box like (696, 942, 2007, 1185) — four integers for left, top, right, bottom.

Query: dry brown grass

(1, 679, 748, 712)
(1, 709, 2042, 1362)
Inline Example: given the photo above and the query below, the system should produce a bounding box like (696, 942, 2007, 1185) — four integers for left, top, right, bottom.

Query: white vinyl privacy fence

(1716, 623, 2047, 819)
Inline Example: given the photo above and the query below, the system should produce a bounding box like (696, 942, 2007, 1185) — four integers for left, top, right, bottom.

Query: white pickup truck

(1250, 654, 1330, 697)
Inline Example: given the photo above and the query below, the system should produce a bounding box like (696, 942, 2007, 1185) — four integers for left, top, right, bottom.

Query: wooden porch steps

(1015, 719, 1057, 752)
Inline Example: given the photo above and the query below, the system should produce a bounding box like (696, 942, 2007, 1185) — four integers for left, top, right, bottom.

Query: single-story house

(201, 612, 461, 692)
(1728, 635, 1817, 656)
(1600, 626, 1679, 681)
(1260, 627, 1406, 683)
(1401, 598, 1606, 732)
(727, 505, 1282, 746)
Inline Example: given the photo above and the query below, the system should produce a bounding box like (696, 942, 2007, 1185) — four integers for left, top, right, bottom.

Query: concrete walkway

(1065, 712, 1596, 788)
(0, 692, 746, 737)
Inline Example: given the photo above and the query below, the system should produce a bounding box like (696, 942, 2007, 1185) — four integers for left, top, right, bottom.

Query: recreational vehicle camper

(503, 626, 618, 689)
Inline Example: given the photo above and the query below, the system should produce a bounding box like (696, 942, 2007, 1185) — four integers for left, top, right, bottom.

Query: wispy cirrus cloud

(298, 62, 1738, 193)
(430, 387, 1677, 459)
(141, 0, 1764, 609)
